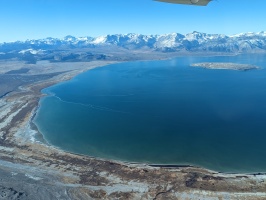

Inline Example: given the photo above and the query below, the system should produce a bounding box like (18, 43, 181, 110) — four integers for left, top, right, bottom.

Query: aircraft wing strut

(155, 0, 211, 6)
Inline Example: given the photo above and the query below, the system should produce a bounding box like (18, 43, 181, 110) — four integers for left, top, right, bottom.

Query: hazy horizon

(2, 30, 266, 43)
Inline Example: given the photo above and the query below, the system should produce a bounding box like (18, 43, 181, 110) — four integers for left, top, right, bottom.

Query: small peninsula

(191, 62, 259, 71)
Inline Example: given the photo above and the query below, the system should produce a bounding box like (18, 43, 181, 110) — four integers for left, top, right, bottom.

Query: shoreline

(32, 103, 266, 175)
(31, 59, 263, 175)
(0, 59, 263, 169)
(1, 58, 266, 199)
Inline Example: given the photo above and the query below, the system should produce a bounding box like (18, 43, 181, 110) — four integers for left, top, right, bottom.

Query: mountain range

(1, 31, 266, 63)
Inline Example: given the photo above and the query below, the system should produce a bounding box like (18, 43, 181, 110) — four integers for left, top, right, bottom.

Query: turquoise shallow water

(34, 54, 266, 173)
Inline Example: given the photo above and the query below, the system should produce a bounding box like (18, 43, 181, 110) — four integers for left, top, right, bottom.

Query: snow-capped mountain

(1, 31, 266, 54)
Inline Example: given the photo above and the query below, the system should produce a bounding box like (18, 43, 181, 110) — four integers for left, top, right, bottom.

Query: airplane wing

(155, 0, 211, 6)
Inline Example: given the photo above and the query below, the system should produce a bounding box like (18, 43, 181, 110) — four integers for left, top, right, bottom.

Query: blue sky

(1, 0, 266, 42)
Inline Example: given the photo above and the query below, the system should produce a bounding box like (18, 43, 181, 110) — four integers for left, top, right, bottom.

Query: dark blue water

(34, 54, 266, 173)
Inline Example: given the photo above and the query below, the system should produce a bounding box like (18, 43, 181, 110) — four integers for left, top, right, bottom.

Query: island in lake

(191, 62, 259, 71)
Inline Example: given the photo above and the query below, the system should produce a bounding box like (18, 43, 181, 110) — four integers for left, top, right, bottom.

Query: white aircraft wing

(155, 0, 211, 6)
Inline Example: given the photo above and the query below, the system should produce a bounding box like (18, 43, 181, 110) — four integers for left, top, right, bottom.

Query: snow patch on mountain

(19, 49, 45, 55)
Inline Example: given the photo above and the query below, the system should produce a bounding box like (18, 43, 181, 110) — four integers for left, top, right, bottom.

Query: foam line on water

(92, 94, 135, 97)
(52, 95, 131, 114)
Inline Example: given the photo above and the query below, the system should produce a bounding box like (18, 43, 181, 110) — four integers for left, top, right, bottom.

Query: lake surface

(34, 54, 266, 173)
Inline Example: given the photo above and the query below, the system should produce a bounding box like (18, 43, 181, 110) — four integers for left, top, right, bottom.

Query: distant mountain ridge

(1, 31, 266, 63)
(1, 31, 266, 53)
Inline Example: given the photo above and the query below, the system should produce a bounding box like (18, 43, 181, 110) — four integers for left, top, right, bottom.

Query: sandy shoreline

(0, 60, 266, 199)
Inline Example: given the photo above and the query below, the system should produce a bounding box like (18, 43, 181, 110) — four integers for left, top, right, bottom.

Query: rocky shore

(0, 60, 266, 199)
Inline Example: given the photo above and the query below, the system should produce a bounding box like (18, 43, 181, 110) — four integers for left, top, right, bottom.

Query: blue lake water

(34, 54, 266, 173)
